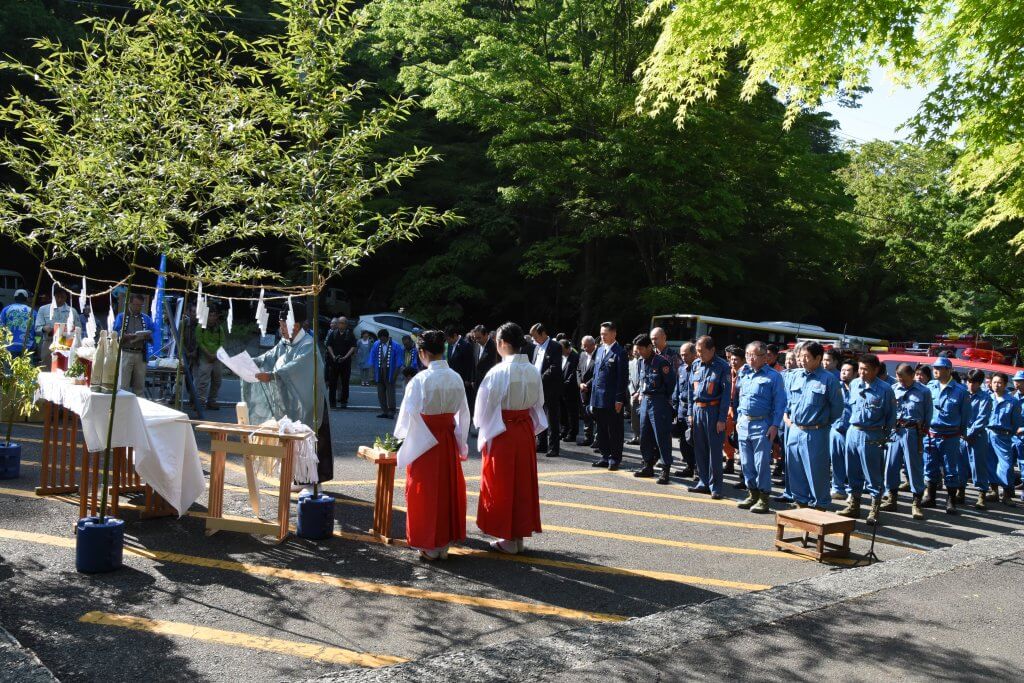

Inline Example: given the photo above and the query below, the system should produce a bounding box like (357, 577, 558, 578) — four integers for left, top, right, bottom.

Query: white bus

(650, 313, 883, 352)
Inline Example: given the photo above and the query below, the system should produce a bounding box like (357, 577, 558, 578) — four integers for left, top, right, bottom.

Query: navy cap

(931, 357, 953, 369)
(1012, 371, 1024, 382)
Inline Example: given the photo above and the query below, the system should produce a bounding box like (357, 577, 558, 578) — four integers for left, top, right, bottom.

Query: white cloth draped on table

(394, 360, 470, 468)
(35, 372, 205, 516)
(473, 354, 547, 452)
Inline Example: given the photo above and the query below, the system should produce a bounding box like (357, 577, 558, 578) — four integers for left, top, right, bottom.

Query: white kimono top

(473, 354, 547, 452)
(394, 360, 470, 468)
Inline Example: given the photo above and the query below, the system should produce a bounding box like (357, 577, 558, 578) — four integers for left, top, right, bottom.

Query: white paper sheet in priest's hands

(216, 347, 261, 383)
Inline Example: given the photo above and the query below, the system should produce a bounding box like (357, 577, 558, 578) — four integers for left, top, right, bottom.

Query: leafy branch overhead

(0, 0, 456, 286)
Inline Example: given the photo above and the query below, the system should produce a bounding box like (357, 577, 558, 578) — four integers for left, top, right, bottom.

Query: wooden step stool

(774, 508, 855, 561)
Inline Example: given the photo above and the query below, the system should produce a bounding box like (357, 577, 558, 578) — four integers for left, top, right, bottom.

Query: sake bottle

(90, 331, 107, 390)
(68, 330, 81, 369)
(102, 331, 120, 392)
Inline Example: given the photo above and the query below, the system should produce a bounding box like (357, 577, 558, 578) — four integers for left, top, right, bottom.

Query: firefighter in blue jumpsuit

(784, 341, 844, 510)
(734, 341, 786, 514)
(924, 356, 971, 514)
(830, 359, 855, 500)
(632, 334, 677, 484)
(987, 371, 1023, 505)
(686, 335, 731, 499)
(960, 369, 995, 510)
(838, 353, 896, 524)
(884, 362, 932, 519)
(1011, 370, 1024, 495)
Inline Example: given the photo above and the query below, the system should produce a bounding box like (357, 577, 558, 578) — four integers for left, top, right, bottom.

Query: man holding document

(222, 302, 333, 492)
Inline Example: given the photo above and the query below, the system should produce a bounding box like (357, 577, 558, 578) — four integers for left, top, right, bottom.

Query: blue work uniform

(830, 382, 852, 496)
(886, 382, 932, 495)
(687, 355, 731, 495)
(845, 377, 897, 499)
(961, 389, 995, 492)
(987, 393, 1023, 488)
(671, 360, 696, 469)
(785, 367, 844, 508)
(639, 353, 676, 470)
(1012, 390, 1024, 482)
(925, 380, 971, 489)
(735, 364, 786, 492)
(0, 302, 34, 354)
(590, 341, 628, 464)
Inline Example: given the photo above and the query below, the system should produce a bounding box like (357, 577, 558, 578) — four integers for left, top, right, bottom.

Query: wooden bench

(357, 446, 400, 544)
(774, 508, 855, 562)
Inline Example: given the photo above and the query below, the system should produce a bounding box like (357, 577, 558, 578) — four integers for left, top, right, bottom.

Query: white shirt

(473, 354, 547, 452)
(561, 354, 568, 371)
(534, 338, 549, 373)
(394, 360, 470, 468)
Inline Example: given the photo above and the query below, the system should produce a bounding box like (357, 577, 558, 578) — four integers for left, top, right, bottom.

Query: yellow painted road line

(5, 436, 43, 445)
(337, 469, 610, 487)
(0, 529, 624, 623)
(0, 485, 78, 505)
(536, 479, 738, 507)
(79, 611, 406, 667)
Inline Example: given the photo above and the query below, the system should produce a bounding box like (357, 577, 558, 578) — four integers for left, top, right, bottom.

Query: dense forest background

(3, 0, 1023, 342)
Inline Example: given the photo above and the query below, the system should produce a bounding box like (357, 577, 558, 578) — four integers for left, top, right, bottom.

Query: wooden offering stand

(356, 446, 399, 544)
(196, 419, 307, 542)
(774, 508, 855, 562)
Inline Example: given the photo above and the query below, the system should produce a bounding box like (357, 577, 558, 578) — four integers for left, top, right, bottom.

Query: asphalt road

(2, 382, 1023, 681)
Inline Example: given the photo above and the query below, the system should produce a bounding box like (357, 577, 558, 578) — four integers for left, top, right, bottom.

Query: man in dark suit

(529, 323, 563, 457)
(576, 335, 597, 446)
(445, 326, 475, 389)
(589, 321, 628, 470)
(471, 325, 498, 408)
(559, 339, 580, 442)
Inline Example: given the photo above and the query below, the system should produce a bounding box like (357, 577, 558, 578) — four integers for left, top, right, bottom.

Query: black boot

(633, 466, 655, 478)
(657, 467, 671, 485)
(945, 486, 958, 515)
(956, 486, 966, 504)
(723, 459, 735, 475)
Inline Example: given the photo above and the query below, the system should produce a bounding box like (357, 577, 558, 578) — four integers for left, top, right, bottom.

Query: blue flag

(149, 254, 166, 358)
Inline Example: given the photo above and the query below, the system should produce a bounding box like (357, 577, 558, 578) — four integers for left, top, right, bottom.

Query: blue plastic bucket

(296, 494, 335, 540)
(0, 442, 20, 479)
(76, 516, 125, 573)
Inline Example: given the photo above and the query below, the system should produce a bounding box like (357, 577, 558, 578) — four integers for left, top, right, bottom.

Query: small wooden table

(357, 446, 399, 543)
(196, 421, 306, 542)
(775, 508, 855, 561)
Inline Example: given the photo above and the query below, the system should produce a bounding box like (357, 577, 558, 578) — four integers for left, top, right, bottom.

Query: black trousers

(594, 406, 624, 464)
(580, 396, 594, 442)
(560, 389, 580, 438)
(327, 360, 352, 406)
(537, 388, 561, 454)
(677, 425, 696, 468)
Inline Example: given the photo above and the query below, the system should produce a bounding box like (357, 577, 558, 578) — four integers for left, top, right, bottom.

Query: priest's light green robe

(241, 329, 332, 483)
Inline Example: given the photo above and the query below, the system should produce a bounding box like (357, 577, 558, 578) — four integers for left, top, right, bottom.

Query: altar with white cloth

(34, 372, 205, 517)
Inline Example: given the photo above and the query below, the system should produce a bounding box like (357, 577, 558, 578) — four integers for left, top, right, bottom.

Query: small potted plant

(65, 359, 89, 386)
(0, 328, 41, 479)
(373, 433, 402, 458)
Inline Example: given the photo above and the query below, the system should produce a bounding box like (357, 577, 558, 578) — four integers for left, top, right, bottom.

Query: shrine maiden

(244, 303, 333, 493)
(474, 322, 546, 554)
(394, 330, 470, 561)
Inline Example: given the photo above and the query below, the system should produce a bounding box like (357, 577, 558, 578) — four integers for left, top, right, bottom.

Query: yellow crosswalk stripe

(78, 611, 406, 667)
(0, 529, 624, 623)
(536, 478, 739, 506)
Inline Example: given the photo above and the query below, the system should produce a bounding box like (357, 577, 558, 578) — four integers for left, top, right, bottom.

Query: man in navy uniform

(576, 335, 597, 447)
(672, 341, 697, 478)
(559, 339, 580, 443)
(632, 334, 676, 484)
(590, 321, 627, 470)
(686, 335, 731, 498)
(923, 356, 971, 513)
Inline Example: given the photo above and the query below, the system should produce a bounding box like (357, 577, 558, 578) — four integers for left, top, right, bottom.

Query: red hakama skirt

(405, 413, 467, 550)
(477, 409, 542, 539)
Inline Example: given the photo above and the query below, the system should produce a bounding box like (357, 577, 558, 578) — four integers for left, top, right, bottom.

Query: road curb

(312, 530, 1024, 683)
(0, 623, 59, 683)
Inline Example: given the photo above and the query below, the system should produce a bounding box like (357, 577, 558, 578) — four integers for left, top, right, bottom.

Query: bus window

(654, 317, 697, 344)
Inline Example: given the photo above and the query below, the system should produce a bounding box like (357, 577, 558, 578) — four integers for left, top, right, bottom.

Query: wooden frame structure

(35, 397, 174, 520)
(774, 508, 855, 562)
(356, 446, 399, 543)
(196, 421, 304, 542)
